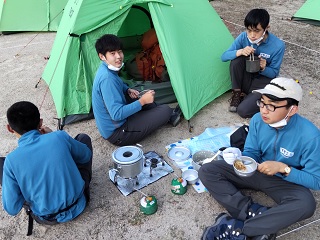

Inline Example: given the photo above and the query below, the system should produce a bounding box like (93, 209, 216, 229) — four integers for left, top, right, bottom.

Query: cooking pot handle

(111, 168, 120, 185)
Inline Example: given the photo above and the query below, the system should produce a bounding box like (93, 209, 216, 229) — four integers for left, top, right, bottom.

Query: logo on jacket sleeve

(280, 147, 294, 158)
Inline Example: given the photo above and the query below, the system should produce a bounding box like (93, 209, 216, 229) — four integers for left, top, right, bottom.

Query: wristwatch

(284, 166, 291, 175)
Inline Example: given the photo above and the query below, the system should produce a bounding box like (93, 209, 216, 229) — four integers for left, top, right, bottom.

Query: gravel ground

(0, 0, 319, 239)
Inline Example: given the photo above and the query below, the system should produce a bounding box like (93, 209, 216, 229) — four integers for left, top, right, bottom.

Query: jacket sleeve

(259, 41, 285, 78)
(101, 75, 141, 121)
(2, 159, 25, 215)
(221, 32, 246, 62)
(61, 131, 92, 165)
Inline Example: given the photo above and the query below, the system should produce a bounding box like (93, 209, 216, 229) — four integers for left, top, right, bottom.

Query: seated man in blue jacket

(92, 34, 181, 146)
(1, 101, 93, 235)
(199, 78, 320, 240)
(221, 8, 285, 118)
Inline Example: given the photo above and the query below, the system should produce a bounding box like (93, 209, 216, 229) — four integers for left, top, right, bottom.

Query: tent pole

(188, 120, 193, 133)
(55, 118, 65, 130)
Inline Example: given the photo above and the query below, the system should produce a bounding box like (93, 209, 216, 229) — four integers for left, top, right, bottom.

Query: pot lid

(167, 145, 191, 162)
(112, 146, 143, 164)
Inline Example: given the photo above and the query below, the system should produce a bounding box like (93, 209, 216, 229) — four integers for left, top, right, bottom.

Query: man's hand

(139, 90, 155, 105)
(39, 125, 53, 134)
(237, 46, 255, 57)
(127, 88, 139, 99)
(259, 56, 266, 71)
(257, 161, 288, 176)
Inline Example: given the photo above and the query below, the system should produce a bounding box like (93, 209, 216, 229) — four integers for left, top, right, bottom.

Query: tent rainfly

(292, 0, 320, 26)
(42, 0, 234, 127)
(0, 0, 67, 32)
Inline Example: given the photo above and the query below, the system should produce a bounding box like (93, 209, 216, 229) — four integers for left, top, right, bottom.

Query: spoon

(201, 153, 219, 165)
(199, 147, 227, 165)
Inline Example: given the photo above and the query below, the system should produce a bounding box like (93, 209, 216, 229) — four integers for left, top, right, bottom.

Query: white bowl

(182, 169, 199, 185)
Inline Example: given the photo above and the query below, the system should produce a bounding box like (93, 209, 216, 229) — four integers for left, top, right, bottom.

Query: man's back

(2, 130, 89, 222)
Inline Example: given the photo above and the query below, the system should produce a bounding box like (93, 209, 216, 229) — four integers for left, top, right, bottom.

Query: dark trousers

(0, 133, 93, 225)
(198, 160, 316, 237)
(0, 157, 4, 185)
(74, 133, 93, 203)
(107, 102, 172, 146)
(230, 56, 272, 118)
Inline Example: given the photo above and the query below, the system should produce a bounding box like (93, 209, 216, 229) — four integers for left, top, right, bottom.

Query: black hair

(244, 9, 270, 30)
(95, 34, 123, 56)
(7, 101, 40, 135)
(264, 94, 299, 108)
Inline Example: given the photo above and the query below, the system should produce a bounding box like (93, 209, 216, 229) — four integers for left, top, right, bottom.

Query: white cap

(253, 77, 302, 101)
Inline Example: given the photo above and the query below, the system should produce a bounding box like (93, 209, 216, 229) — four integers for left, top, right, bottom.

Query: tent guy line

(38, 36, 69, 112)
(223, 19, 320, 55)
(276, 218, 320, 238)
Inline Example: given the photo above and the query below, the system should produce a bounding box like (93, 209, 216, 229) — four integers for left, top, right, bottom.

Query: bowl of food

(192, 150, 222, 171)
(182, 169, 199, 185)
(233, 156, 257, 177)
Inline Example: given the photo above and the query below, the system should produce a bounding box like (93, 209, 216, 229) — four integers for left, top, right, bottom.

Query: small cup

(182, 169, 199, 185)
(246, 56, 260, 73)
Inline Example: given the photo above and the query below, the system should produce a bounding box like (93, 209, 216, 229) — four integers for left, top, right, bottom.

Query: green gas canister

(140, 196, 158, 215)
(171, 177, 187, 195)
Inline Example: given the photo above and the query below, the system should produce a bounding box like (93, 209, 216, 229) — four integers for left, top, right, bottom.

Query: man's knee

(230, 56, 245, 70)
(154, 104, 172, 122)
(299, 195, 316, 219)
(75, 134, 92, 151)
(237, 104, 253, 118)
(237, 100, 259, 118)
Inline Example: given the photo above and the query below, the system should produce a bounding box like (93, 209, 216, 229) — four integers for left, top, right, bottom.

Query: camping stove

(111, 146, 144, 186)
(144, 156, 165, 177)
(111, 148, 167, 188)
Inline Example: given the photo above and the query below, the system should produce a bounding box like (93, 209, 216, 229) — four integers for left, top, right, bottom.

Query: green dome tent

(0, 0, 67, 32)
(42, 0, 234, 128)
(292, 0, 320, 26)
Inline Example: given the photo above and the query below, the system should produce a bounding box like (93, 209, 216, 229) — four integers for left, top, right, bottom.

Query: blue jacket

(221, 32, 285, 78)
(243, 113, 320, 190)
(92, 62, 142, 139)
(2, 130, 92, 222)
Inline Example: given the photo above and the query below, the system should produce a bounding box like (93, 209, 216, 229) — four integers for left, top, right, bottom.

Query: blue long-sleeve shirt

(2, 130, 92, 222)
(92, 62, 142, 139)
(221, 32, 285, 78)
(243, 113, 320, 190)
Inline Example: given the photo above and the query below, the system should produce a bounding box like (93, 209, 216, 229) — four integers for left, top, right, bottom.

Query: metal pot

(192, 150, 223, 171)
(112, 146, 144, 179)
(246, 57, 260, 73)
(233, 156, 257, 177)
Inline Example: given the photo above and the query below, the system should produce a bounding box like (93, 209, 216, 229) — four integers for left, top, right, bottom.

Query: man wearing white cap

(199, 78, 320, 240)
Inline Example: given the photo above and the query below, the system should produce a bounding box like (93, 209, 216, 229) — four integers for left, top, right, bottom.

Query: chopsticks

(249, 45, 254, 61)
